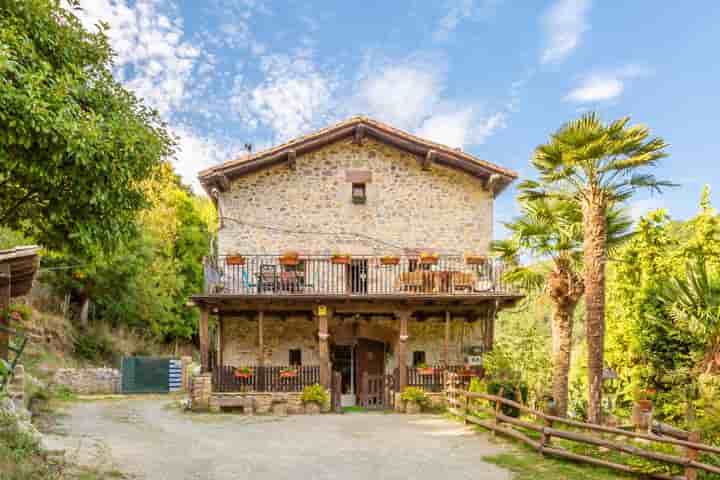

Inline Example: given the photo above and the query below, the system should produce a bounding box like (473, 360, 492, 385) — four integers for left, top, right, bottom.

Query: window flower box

(419, 252, 438, 265)
(225, 254, 245, 266)
(331, 254, 351, 265)
(380, 255, 400, 265)
(417, 366, 436, 376)
(234, 367, 253, 379)
(465, 254, 487, 265)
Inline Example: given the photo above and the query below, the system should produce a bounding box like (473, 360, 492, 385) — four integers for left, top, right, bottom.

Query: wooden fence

(397, 365, 482, 392)
(212, 365, 320, 393)
(446, 383, 720, 480)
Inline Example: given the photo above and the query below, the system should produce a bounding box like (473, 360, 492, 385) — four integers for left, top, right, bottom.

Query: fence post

(492, 388, 503, 438)
(464, 392, 470, 424)
(540, 417, 553, 453)
(685, 431, 700, 480)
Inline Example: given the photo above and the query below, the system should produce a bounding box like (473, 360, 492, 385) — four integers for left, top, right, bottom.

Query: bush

(72, 329, 114, 363)
(400, 387, 429, 407)
(487, 379, 528, 418)
(301, 384, 329, 406)
(0, 412, 58, 479)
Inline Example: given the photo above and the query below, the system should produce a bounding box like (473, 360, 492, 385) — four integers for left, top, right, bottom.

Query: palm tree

(521, 113, 671, 423)
(494, 199, 631, 416)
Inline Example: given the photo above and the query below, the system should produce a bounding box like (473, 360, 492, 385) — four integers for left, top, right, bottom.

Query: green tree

(522, 113, 671, 423)
(0, 0, 172, 252)
(494, 199, 631, 416)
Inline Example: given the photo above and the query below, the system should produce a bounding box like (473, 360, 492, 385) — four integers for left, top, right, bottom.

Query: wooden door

(356, 338, 385, 408)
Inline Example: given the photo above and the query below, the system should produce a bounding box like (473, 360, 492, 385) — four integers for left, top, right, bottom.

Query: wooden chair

(258, 264, 277, 293)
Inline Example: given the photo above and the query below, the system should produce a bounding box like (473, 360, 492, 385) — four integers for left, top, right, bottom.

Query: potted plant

(400, 387, 429, 414)
(331, 253, 352, 265)
(634, 388, 655, 412)
(419, 252, 439, 265)
(380, 255, 400, 266)
(301, 384, 329, 414)
(280, 367, 298, 378)
(465, 254, 487, 265)
(225, 253, 245, 266)
(280, 251, 300, 266)
(234, 367, 253, 379)
(416, 363, 435, 376)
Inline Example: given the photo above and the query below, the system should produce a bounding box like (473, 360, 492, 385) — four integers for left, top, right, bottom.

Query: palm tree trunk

(551, 303, 576, 417)
(583, 198, 608, 424)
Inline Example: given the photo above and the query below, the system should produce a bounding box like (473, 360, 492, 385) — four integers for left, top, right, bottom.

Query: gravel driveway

(46, 397, 512, 480)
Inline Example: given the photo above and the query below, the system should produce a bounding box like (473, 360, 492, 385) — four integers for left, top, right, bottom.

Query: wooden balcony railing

(212, 365, 321, 393)
(203, 254, 516, 297)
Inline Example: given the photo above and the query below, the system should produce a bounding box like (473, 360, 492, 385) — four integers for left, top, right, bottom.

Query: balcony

(202, 254, 516, 298)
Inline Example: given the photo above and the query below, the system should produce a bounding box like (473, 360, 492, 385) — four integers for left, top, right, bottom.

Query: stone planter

(405, 401, 422, 414)
(272, 402, 288, 417)
(304, 402, 321, 415)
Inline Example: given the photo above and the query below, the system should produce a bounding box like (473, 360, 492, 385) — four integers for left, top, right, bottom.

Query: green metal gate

(121, 357, 170, 394)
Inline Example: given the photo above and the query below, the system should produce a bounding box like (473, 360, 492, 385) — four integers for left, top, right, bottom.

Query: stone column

(317, 306, 331, 389)
(191, 372, 212, 411)
(396, 310, 410, 391)
(199, 306, 210, 373)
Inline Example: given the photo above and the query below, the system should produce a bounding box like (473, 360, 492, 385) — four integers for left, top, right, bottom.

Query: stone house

(192, 116, 522, 409)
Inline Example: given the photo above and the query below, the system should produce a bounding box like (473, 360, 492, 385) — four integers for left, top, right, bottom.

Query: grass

(342, 406, 369, 413)
(483, 448, 633, 480)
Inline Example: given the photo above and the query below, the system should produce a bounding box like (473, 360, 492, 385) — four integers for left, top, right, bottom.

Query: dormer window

(352, 183, 366, 204)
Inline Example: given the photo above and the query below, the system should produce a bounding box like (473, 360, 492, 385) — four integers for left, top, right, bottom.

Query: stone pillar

(9, 364, 25, 410)
(397, 310, 410, 391)
(191, 372, 212, 411)
(180, 356, 193, 392)
(317, 306, 331, 389)
(199, 306, 209, 373)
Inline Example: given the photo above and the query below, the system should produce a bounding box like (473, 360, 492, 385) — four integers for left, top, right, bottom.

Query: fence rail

(212, 365, 320, 393)
(446, 380, 720, 480)
(204, 254, 515, 297)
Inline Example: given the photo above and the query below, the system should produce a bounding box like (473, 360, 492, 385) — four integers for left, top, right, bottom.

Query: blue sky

(75, 0, 720, 237)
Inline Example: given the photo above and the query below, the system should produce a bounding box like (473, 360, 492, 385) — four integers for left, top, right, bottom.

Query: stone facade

(52, 368, 121, 395)
(217, 137, 493, 256)
(220, 314, 486, 370)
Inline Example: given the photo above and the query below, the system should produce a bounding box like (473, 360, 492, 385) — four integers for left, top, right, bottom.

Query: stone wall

(221, 314, 486, 369)
(217, 137, 494, 256)
(52, 368, 121, 395)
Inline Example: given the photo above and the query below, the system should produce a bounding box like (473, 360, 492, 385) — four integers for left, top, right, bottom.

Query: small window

(352, 183, 366, 204)
(412, 351, 426, 367)
(289, 349, 302, 366)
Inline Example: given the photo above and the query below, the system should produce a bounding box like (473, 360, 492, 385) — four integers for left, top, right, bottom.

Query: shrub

(487, 379, 528, 418)
(400, 387, 429, 406)
(72, 329, 114, 363)
(301, 384, 329, 406)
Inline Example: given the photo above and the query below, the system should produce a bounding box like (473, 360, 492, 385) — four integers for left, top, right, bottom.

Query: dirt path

(45, 397, 512, 480)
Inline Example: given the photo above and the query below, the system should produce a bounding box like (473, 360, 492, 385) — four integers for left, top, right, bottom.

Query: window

(412, 351, 426, 367)
(352, 183, 366, 204)
(289, 349, 302, 366)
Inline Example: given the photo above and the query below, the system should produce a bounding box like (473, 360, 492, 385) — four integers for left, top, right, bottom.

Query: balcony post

(317, 305, 332, 389)
(396, 309, 410, 391)
(199, 305, 210, 373)
(257, 310, 264, 367)
(444, 310, 450, 366)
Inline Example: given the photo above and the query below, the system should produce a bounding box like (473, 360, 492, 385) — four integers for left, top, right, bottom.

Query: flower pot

(280, 370, 298, 378)
(331, 255, 351, 265)
(419, 253, 438, 265)
(380, 256, 400, 266)
(226, 255, 245, 266)
(405, 401, 422, 414)
(636, 399, 653, 412)
(465, 254, 487, 265)
(417, 368, 435, 376)
(304, 402, 321, 415)
(234, 369, 253, 379)
(280, 252, 300, 266)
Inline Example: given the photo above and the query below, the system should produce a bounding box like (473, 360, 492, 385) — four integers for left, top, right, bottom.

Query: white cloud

(76, 0, 204, 116)
(564, 65, 652, 103)
(231, 52, 339, 141)
(540, 0, 592, 64)
(434, 0, 503, 41)
(417, 108, 506, 148)
(629, 197, 666, 222)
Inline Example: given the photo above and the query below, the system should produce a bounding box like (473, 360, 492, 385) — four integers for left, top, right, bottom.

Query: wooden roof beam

(422, 150, 436, 171)
(215, 173, 230, 192)
(287, 149, 297, 171)
(353, 124, 366, 145)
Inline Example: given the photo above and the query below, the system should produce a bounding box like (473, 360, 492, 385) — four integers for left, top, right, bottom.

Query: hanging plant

(234, 366, 253, 378)
(380, 255, 400, 265)
(331, 253, 352, 265)
(1, 303, 31, 324)
(226, 254, 245, 266)
(280, 367, 298, 378)
(280, 251, 300, 266)
(465, 254, 487, 265)
(419, 252, 439, 265)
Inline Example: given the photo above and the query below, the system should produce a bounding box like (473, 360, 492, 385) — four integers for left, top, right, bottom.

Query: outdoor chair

(258, 264, 278, 293)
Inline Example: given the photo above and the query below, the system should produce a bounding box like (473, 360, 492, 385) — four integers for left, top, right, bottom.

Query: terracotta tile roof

(198, 116, 518, 185)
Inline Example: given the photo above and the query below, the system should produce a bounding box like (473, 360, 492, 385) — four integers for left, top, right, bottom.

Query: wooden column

(217, 314, 224, 368)
(397, 310, 410, 391)
(0, 264, 10, 361)
(317, 306, 331, 389)
(444, 310, 451, 366)
(257, 310, 265, 366)
(199, 306, 209, 373)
